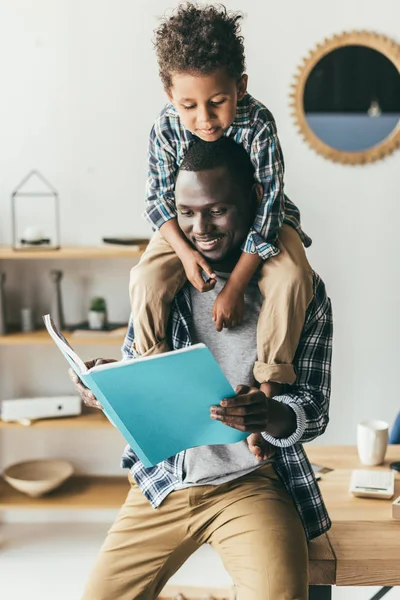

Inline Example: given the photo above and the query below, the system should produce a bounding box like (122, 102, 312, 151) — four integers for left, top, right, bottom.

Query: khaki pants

(82, 464, 308, 600)
(130, 224, 313, 384)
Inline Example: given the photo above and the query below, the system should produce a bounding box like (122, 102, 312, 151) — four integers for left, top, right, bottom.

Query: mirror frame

(290, 31, 400, 164)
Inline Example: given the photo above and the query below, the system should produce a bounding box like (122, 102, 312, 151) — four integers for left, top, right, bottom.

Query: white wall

(1, 0, 400, 476)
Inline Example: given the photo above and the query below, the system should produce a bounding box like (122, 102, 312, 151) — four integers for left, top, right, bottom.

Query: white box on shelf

(0, 396, 82, 423)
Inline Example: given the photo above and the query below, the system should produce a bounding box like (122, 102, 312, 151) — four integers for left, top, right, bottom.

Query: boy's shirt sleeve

(144, 121, 179, 231)
(245, 120, 286, 260)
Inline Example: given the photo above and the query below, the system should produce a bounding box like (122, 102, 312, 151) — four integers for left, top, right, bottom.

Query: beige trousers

(82, 464, 308, 600)
(130, 224, 313, 384)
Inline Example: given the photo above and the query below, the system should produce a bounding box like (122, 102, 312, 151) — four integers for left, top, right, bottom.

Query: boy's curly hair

(154, 3, 246, 90)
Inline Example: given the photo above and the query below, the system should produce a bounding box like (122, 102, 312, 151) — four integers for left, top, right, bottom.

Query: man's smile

(194, 233, 225, 251)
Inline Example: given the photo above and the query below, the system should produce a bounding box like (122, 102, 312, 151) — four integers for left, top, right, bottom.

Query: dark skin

(69, 166, 296, 459)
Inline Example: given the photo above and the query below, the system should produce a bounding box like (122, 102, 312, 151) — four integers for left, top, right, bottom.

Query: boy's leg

(254, 224, 313, 386)
(129, 231, 187, 356)
(82, 475, 200, 600)
(194, 464, 308, 600)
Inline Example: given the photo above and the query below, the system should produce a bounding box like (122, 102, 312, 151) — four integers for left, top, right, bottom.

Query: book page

(42, 314, 88, 375)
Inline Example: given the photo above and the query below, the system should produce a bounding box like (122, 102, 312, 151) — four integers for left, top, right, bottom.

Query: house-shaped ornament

(11, 170, 61, 251)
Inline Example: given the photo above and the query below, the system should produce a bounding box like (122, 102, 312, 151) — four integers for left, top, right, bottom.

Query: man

(71, 137, 332, 600)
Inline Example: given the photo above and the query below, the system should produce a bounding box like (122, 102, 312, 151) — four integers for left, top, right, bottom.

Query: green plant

(89, 296, 107, 312)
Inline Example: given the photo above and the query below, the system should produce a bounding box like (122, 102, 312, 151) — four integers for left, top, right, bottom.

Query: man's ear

(253, 183, 263, 206)
(237, 74, 248, 101)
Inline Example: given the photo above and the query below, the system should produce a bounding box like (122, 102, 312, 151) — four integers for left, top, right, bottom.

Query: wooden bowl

(3, 459, 74, 497)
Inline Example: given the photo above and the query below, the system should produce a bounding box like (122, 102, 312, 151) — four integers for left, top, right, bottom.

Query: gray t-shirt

(179, 271, 270, 487)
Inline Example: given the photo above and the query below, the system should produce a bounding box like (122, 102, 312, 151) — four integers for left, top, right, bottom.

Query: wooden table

(306, 445, 400, 599)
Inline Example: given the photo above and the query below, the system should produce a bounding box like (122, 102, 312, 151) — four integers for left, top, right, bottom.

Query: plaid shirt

(145, 93, 312, 261)
(121, 272, 333, 541)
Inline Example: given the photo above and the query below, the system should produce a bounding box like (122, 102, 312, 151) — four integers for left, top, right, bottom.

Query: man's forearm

(159, 218, 193, 259)
(265, 398, 297, 439)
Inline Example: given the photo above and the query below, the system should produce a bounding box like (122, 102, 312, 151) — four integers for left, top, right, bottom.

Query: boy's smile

(167, 68, 247, 142)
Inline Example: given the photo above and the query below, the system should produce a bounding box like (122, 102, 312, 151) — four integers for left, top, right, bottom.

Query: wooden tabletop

(306, 445, 400, 586)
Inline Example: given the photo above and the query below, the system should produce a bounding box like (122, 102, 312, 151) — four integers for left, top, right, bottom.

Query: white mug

(357, 420, 389, 466)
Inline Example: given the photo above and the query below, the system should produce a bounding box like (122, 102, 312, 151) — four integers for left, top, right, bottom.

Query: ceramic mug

(357, 420, 389, 466)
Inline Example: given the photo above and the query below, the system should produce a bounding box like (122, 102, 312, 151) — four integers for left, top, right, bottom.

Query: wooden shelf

(0, 410, 112, 429)
(0, 475, 129, 509)
(0, 244, 145, 260)
(0, 329, 125, 345)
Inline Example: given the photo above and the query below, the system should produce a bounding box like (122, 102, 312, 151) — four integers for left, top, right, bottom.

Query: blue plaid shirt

(121, 272, 333, 541)
(145, 93, 311, 261)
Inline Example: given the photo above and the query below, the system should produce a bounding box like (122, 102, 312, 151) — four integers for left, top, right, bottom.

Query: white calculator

(349, 469, 395, 499)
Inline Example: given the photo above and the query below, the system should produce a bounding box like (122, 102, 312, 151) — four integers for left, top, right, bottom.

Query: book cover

(42, 314, 246, 467)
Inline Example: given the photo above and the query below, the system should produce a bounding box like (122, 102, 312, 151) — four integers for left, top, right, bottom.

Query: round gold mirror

(290, 31, 400, 164)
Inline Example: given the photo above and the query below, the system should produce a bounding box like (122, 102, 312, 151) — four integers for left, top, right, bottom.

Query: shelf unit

(0, 329, 126, 345)
(0, 244, 145, 260)
(0, 244, 145, 345)
(0, 476, 128, 509)
(0, 244, 144, 512)
(0, 411, 111, 429)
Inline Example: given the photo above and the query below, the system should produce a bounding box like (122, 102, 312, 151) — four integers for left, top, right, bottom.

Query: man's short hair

(179, 137, 255, 194)
(154, 3, 245, 90)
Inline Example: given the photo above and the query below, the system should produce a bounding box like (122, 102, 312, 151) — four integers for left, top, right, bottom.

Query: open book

(43, 314, 246, 467)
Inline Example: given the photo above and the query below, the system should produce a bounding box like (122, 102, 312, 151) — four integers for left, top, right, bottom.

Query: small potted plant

(88, 296, 107, 330)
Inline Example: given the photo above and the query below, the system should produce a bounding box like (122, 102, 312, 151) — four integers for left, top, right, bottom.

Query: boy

(130, 3, 313, 406)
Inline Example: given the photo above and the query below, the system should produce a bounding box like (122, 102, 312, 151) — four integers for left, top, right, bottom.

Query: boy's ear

(165, 87, 174, 104)
(237, 74, 248, 101)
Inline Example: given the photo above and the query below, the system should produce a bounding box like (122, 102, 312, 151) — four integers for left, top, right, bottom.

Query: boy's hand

(247, 433, 275, 461)
(212, 284, 244, 331)
(181, 250, 217, 293)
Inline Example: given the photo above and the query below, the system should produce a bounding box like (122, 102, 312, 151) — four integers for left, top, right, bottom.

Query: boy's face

(167, 69, 247, 142)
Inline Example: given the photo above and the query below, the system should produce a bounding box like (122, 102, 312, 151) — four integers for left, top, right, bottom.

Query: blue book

(43, 314, 247, 467)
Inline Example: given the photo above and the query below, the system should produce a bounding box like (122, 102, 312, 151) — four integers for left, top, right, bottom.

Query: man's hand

(181, 250, 217, 293)
(68, 358, 117, 410)
(212, 284, 244, 331)
(210, 384, 269, 432)
(210, 384, 275, 459)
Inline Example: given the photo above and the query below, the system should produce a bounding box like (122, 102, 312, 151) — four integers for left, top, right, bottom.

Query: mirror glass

(304, 45, 400, 152)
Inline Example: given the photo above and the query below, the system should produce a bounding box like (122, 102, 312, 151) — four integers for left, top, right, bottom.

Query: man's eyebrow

(177, 201, 228, 209)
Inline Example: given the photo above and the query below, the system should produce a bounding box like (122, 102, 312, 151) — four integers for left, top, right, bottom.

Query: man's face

(176, 166, 254, 263)
(167, 69, 247, 142)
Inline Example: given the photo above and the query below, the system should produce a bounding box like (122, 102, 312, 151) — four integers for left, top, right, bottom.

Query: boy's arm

(145, 123, 180, 232)
(146, 123, 216, 291)
(244, 120, 286, 261)
(212, 121, 286, 329)
(226, 119, 285, 290)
